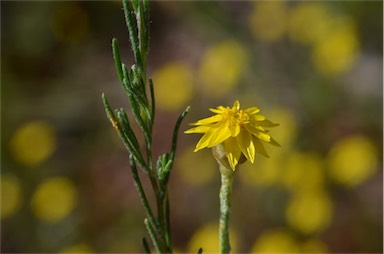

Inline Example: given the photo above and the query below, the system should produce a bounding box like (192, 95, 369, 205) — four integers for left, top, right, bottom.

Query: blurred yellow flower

(177, 146, 217, 186)
(251, 230, 328, 253)
(251, 229, 299, 253)
(31, 177, 77, 223)
(288, 3, 333, 45)
(312, 17, 359, 75)
(249, 1, 287, 42)
(282, 152, 325, 193)
(187, 223, 238, 253)
(199, 40, 247, 98)
(327, 135, 378, 187)
(286, 191, 332, 234)
(59, 243, 93, 253)
(10, 121, 56, 167)
(1, 174, 22, 219)
(152, 62, 194, 111)
(185, 101, 279, 170)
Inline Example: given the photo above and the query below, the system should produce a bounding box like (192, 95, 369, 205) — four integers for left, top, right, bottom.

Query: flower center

(227, 108, 249, 128)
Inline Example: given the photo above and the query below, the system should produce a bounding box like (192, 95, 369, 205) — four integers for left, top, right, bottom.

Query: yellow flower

(185, 100, 279, 170)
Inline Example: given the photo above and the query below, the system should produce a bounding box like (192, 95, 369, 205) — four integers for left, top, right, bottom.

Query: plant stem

(219, 164, 234, 254)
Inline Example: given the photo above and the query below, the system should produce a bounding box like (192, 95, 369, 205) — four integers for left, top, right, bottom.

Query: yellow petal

(191, 114, 222, 126)
(229, 122, 241, 137)
(185, 125, 211, 134)
(224, 137, 241, 170)
(253, 136, 270, 158)
(258, 119, 280, 127)
(245, 107, 260, 115)
(207, 124, 232, 148)
(252, 115, 266, 121)
(269, 137, 281, 147)
(233, 100, 240, 110)
(209, 106, 226, 114)
(236, 130, 255, 163)
(254, 132, 271, 142)
(195, 131, 214, 151)
(195, 124, 231, 151)
(245, 123, 268, 135)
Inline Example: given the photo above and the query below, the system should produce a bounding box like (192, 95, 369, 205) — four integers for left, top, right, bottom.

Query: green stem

(129, 156, 158, 233)
(165, 193, 172, 252)
(219, 164, 234, 254)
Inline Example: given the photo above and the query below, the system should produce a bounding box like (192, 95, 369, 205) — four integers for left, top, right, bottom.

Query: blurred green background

(1, 1, 383, 253)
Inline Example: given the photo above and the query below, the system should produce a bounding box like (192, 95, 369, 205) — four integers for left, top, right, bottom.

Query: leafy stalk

(102, 0, 190, 252)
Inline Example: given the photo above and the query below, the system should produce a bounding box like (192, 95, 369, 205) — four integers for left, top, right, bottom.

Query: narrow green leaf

(122, 66, 152, 133)
(123, 0, 141, 66)
(122, 63, 130, 81)
(128, 93, 151, 146)
(142, 0, 150, 58)
(144, 218, 162, 254)
(156, 156, 163, 174)
(164, 160, 172, 172)
(143, 0, 149, 12)
(169, 106, 191, 163)
(122, 78, 149, 115)
(101, 96, 145, 168)
(149, 78, 155, 124)
(138, 1, 149, 60)
(114, 116, 146, 168)
(142, 237, 151, 254)
(131, 64, 146, 97)
(159, 159, 173, 185)
(112, 38, 124, 83)
(131, 0, 139, 12)
(101, 93, 116, 125)
(116, 108, 141, 152)
(161, 154, 168, 168)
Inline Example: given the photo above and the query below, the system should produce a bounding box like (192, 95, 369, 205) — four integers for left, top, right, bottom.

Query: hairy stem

(219, 164, 234, 254)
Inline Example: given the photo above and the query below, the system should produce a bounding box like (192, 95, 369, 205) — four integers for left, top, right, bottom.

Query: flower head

(185, 100, 279, 170)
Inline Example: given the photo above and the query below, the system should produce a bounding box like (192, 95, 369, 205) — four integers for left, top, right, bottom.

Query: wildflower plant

(102, 0, 189, 252)
(186, 100, 279, 253)
(102, 0, 280, 253)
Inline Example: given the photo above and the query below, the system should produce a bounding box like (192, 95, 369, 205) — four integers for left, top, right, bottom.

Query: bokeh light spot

(312, 17, 359, 75)
(249, 2, 287, 42)
(10, 121, 56, 167)
(282, 152, 325, 193)
(327, 135, 378, 187)
(199, 40, 247, 98)
(188, 223, 238, 253)
(31, 177, 77, 223)
(152, 62, 194, 111)
(286, 191, 332, 234)
(1, 174, 22, 219)
(251, 229, 299, 253)
(288, 3, 333, 45)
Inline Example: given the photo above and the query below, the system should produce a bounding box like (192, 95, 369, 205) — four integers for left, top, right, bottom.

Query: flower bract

(185, 100, 279, 170)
